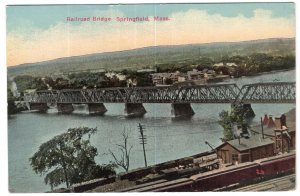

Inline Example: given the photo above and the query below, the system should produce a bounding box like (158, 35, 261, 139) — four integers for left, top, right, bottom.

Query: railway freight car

(255, 152, 295, 179)
(117, 152, 296, 192)
(189, 162, 259, 191)
(129, 162, 259, 192)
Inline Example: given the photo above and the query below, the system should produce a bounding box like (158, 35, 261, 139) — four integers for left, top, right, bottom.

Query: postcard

(6, 2, 296, 193)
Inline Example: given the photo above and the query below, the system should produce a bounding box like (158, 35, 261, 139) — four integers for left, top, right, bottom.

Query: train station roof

(217, 135, 274, 152)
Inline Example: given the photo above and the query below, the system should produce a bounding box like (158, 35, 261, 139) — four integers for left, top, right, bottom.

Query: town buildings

(152, 69, 228, 86)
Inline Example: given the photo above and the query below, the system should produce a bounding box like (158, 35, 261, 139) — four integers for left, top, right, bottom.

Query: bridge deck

(25, 82, 295, 104)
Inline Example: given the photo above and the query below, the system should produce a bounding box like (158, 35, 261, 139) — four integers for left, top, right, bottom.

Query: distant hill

(8, 37, 295, 77)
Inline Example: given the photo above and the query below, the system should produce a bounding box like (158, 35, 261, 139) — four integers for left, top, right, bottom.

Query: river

(8, 70, 295, 192)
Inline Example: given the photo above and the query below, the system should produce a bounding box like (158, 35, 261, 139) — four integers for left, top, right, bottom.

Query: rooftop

(219, 135, 274, 152)
(250, 108, 295, 137)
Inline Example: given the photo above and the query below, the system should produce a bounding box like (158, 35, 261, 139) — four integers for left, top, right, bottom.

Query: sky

(6, 3, 295, 66)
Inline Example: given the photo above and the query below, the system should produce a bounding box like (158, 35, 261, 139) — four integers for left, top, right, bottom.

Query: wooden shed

(216, 136, 274, 164)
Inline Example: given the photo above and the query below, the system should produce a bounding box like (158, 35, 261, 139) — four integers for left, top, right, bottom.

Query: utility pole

(138, 123, 147, 167)
(260, 117, 265, 139)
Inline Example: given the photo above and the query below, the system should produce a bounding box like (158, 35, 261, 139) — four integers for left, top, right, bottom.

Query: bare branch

(108, 128, 133, 172)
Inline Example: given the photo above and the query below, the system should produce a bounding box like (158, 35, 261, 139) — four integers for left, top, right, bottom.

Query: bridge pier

(57, 103, 74, 114)
(243, 104, 255, 118)
(171, 103, 195, 118)
(124, 103, 146, 118)
(88, 103, 107, 115)
(29, 103, 48, 112)
(231, 103, 255, 118)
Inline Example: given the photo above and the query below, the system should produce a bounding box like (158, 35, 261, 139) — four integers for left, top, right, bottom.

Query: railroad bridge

(25, 82, 295, 117)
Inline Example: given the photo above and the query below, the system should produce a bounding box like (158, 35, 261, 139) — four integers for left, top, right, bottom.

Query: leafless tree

(109, 129, 133, 172)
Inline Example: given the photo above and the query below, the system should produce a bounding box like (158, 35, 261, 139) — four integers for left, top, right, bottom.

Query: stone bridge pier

(88, 103, 107, 115)
(57, 103, 74, 114)
(124, 103, 147, 117)
(29, 103, 49, 112)
(242, 103, 255, 118)
(231, 103, 255, 118)
(171, 103, 195, 118)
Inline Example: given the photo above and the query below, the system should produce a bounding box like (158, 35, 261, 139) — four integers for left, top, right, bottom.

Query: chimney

(238, 136, 241, 144)
(267, 116, 276, 128)
(274, 117, 282, 130)
(263, 114, 269, 125)
(280, 114, 287, 127)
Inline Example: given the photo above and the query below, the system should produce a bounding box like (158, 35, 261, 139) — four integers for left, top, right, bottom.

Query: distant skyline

(7, 3, 295, 66)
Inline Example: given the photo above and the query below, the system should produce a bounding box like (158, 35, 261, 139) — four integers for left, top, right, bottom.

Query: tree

(30, 127, 116, 190)
(196, 57, 214, 70)
(32, 78, 48, 90)
(219, 104, 250, 141)
(219, 110, 234, 141)
(109, 129, 133, 172)
(13, 75, 36, 93)
(7, 88, 17, 115)
(53, 77, 70, 90)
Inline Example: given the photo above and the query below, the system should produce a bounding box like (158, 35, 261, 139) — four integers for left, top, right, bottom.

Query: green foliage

(219, 105, 250, 141)
(14, 70, 152, 91)
(32, 78, 48, 90)
(14, 75, 36, 92)
(127, 72, 153, 87)
(68, 72, 106, 88)
(29, 127, 116, 190)
(53, 77, 70, 90)
(215, 53, 295, 78)
(53, 72, 127, 89)
(14, 75, 48, 92)
(219, 110, 234, 141)
(7, 88, 17, 115)
(196, 57, 214, 70)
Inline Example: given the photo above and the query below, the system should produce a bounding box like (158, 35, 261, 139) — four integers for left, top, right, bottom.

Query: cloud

(7, 8, 295, 66)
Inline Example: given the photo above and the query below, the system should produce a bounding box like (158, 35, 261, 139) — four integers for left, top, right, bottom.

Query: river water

(8, 70, 295, 192)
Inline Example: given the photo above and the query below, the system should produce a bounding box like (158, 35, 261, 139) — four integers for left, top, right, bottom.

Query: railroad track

(232, 174, 295, 191)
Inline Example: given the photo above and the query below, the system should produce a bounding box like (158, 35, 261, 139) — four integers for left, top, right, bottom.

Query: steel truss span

(237, 82, 295, 104)
(25, 82, 295, 104)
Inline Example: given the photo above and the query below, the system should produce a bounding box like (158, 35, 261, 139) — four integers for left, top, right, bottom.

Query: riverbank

(244, 68, 295, 78)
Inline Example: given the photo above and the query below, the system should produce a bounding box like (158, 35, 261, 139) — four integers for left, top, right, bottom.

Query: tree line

(158, 53, 295, 77)
(13, 71, 153, 94)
